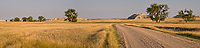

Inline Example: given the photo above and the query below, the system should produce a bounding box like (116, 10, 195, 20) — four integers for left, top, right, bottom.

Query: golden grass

(0, 20, 4, 21)
(1, 17, 199, 47)
(0, 22, 120, 48)
(79, 19, 134, 23)
(77, 18, 200, 24)
(126, 23, 200, 28)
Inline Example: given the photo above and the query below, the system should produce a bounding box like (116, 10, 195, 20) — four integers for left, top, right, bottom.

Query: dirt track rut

(116, 24, 200, 48)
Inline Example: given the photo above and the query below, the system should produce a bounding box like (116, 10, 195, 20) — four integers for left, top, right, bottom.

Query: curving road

(116, 24, 200, 48)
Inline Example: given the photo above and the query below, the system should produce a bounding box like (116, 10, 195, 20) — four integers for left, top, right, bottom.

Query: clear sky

(0, 0, 200, 20)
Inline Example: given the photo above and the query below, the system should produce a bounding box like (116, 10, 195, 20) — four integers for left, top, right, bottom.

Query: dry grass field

(0, 17, 199, 48)
(79, 18, 200, 23)
(0, 22, 120, 48)
(79, 19, 134, 23)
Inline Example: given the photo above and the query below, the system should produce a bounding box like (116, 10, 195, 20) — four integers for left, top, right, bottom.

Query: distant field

(79, 19, 134, 23)
(0, 22, 120, 48)
(0, 20, 5, 22)
(79, 18, 200, 24)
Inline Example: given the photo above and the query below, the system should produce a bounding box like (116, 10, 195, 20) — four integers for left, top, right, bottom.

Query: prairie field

(0, 22, 120, 48)
(0, 18, 200, 48)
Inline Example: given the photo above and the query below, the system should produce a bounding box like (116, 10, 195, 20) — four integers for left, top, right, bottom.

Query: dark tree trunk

(70, 13, 73, 22)
(185, 18, 187, 23)
(156, 20, 159, 23)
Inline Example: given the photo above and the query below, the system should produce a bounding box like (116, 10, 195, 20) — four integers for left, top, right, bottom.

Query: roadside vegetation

(178, 9, 195, 22)
(146, 3, 169, 23)
(146, 3, 196, 23)
(125, 19, 200, 41)
(127, 3, 199, 41)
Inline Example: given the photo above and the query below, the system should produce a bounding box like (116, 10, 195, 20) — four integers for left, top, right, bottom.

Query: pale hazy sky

(0, 0, 200, 20)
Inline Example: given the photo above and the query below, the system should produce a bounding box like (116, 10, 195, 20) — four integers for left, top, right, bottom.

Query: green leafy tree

(22, 17, 27, 22)
(38, 16, 44, 22)
(146, 3, 169, 23)
(65, 8, 78, 22)
(10, 19, 14, 22)
(42, 18, 46, 21)
(178, 9, 195, 23)
(33, 20, 39, 22)
(64, 19, 68, 21)
(14, 17, 20, 22)
(27, 16, 33, 22)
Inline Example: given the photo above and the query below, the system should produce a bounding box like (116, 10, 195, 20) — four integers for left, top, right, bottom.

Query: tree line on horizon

(147, 3, 196, 23)
(5, 3, 196, 23)
(65, 3, 196, 23)
(8, 16, 46, 22)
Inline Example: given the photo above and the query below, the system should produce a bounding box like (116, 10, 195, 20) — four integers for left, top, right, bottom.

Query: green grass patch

(141, 26, 152, 29)
(125, 24, 138, 27)
(112, 24, 124, 48)
(176, 33, 200, 40)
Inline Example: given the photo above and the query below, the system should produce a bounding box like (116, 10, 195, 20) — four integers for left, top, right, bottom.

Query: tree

(178, 9, 195, 23)
(22, 17, 27, 22)
(14, 17, 20, 22)
(27, 16, 33, 22)
(38, 16, 45, 22)
(10, 19, 14, 22)
(64, 19, 68, 21)
(42, 18, 46, 21)
(65, 8, 78, 22)
(33, 20, 39, 22)
(146, 3, 169, 23)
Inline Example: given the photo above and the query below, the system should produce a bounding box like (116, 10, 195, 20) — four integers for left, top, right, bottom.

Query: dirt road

(116, 24, 200, 48)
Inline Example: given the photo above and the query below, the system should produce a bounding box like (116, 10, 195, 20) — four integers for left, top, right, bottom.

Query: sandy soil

(116, 24, 200, 48)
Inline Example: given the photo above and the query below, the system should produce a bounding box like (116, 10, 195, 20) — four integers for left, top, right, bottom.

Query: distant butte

(128, 13, 149, 19)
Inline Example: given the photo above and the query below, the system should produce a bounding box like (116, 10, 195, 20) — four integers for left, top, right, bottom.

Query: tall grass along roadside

(0, 22, 121, 48)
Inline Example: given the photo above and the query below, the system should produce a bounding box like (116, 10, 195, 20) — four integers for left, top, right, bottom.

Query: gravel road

(116, 24, 200, 48)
